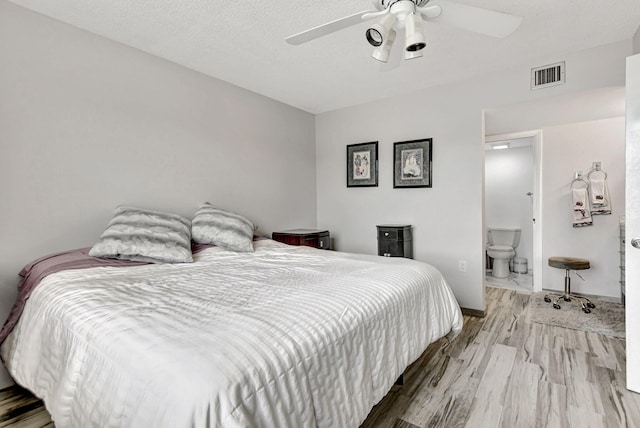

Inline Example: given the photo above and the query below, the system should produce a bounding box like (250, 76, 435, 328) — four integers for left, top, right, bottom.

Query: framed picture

(393, 138, 432, 188)
(347, 141, 378, 187)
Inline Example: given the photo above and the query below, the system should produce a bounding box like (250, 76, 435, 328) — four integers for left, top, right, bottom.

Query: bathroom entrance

(484, 136, 535, 292)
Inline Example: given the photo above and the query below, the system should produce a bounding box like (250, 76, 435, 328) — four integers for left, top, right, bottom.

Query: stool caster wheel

(553, 303, 561, 310)
(544, 297, 551, 303)
(582, 307, 591, 314)
(587, 302, 596, 309)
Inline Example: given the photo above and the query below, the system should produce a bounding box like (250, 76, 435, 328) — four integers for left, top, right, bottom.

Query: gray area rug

(525, 292, 625, 339)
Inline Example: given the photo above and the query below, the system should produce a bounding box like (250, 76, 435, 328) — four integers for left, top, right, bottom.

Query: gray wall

(540, 117, 625, 298)
(316, 41, 631, 312)
(487, 90, 626, 299)
(0, 3, 317, 327)
(634, 25, 640, 54)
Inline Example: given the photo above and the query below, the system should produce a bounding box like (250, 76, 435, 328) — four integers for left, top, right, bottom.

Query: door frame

(485, 130, 543, 292)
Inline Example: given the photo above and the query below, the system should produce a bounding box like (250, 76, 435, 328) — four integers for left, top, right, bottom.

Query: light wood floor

(1, 286, 638, 427)
(362, 286, 640, 427)
(0, 385, 52, 427)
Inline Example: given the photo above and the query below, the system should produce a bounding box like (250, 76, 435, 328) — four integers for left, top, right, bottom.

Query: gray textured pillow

(89, 206, 193, 263)
(191, 204, 254, 252)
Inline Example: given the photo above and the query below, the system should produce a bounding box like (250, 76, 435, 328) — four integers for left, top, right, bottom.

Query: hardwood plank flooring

(361, 286, 640, 428)
(0, 385, 52, 427)
(0, 286, 637, 427)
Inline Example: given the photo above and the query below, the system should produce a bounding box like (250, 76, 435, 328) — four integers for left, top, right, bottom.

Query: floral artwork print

(353, 150, 371, 180)
(401, 149, 423, 180)
(347, 142, 378, 187)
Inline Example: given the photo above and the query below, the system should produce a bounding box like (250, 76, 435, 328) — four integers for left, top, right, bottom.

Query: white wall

(541, 118, 625, 298)
(0, 2, 317, 386)
(485, 144, 534, 270)
(487, 91, 626, 299)
(634, 26, 640, 54)
(485, 86, 626, 135)
(316, 40, 632, 312)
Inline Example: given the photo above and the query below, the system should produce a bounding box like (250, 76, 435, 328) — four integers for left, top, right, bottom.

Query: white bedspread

(1, 240, 463, 428)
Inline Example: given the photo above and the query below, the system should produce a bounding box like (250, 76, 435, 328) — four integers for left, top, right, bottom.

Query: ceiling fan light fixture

(404, 12, 426, 52)
(371, 28, 396, 62)
(404, 49, 423, 60)
(365, 12, 397, 47)
(366, 28, 383, 46)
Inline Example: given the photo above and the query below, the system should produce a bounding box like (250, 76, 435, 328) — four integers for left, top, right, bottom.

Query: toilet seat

(487, 245, 515, 257)
(487, 228, 520, 278)
(487, 245, 513, 252)
(487, 245, 515, 266)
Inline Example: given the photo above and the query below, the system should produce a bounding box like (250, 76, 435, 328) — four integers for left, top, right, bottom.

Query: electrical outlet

(458, 260, 467, 272)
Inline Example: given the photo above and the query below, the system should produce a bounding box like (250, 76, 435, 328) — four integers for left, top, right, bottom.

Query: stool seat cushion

(548, 256, 590, 270)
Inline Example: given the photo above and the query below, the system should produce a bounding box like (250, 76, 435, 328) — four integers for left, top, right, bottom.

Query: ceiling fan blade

(428, 0, 522, 38)
(286, 10, 378, 45)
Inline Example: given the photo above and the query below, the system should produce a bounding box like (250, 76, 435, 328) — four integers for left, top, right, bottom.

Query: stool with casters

(544, 257, 596, 313)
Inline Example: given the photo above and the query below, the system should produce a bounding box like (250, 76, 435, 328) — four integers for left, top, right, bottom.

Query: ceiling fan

(286, 0, 522, 63)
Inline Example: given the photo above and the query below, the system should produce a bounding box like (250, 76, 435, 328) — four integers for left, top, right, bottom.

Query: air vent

(531, 61, 565, 90)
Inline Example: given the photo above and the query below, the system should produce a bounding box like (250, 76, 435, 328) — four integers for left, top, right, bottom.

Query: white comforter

(1, 240, 463, 428)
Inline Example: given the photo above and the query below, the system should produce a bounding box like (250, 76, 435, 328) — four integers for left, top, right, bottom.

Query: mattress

(1, 239, 463, 427)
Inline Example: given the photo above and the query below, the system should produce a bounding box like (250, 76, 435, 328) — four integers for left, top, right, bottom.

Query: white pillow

(191, 204, 254, 252)
(89, 206, 193, 263)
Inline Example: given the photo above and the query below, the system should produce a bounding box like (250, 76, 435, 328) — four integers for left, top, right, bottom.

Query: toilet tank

(488, 228, 521, 247)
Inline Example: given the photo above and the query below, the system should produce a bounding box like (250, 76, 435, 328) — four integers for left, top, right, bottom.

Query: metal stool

(544, 257, 596, 313)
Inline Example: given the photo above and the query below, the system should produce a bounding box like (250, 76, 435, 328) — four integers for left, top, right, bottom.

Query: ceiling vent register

(531, 61, 566, 90)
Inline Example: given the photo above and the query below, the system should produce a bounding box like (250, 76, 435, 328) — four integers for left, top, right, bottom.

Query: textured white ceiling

(8, 0, 640, 113)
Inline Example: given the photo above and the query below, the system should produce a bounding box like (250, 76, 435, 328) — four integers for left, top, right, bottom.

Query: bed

(1, 238, 463, 427)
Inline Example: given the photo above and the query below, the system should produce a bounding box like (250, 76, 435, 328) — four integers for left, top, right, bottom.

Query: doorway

(484, 133, 542, 292)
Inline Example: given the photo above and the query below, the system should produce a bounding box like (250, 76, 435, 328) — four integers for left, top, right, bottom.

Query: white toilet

(487, 228, 521, 278)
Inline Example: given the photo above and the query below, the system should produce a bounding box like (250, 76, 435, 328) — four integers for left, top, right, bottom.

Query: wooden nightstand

(377, 225, 412, 259)
(272, 229, 330, 250)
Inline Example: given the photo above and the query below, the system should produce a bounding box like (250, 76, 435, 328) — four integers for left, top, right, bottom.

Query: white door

(625, 53, 640, 393)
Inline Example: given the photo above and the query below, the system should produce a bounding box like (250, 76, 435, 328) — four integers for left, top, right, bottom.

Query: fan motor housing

(373, 0, 431, 10)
